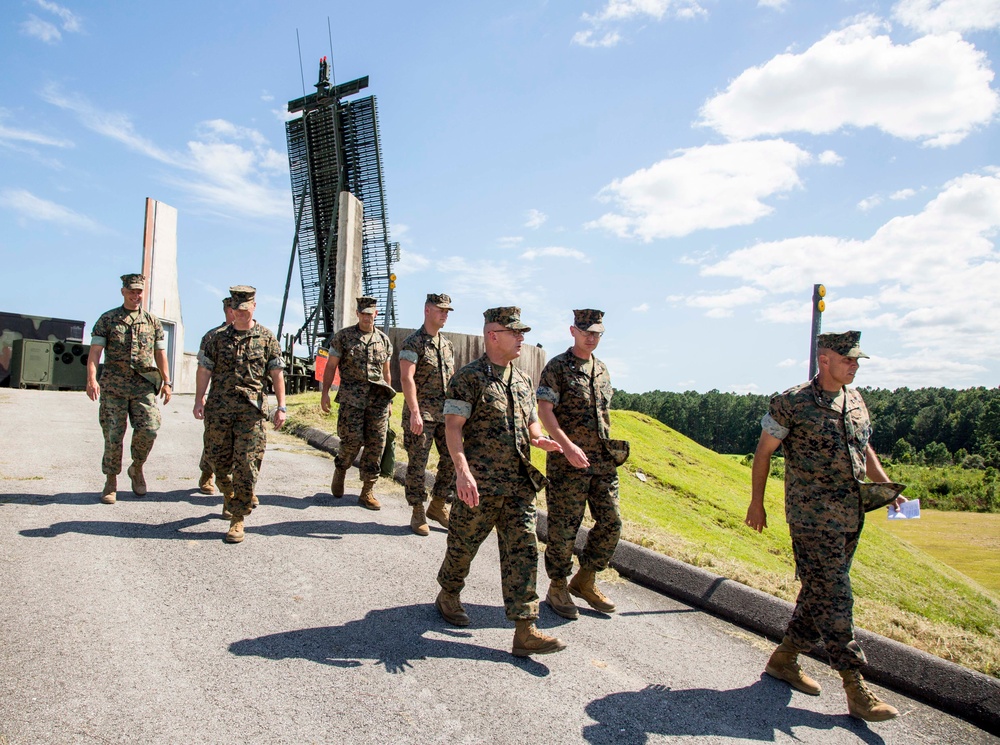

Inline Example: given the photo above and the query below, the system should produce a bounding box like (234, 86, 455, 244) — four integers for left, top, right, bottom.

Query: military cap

(573, 308, 605, 333)
(484, 306, 531, 332)
(426, 293, 454, 310)
(222, 296, 234, 309)
(229, 285, 256, 310)
(121, 273, 145, 289)
(817, 330, 869, 359)
(357, 296, 378, 314)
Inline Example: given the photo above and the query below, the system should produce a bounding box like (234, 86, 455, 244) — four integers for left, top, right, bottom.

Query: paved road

(0, 388, 995, 745)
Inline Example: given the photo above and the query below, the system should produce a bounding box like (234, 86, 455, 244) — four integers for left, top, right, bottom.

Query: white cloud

(519, 246, 589, 262)
(632, 302, 650, 312)
(678, 286, 767, 318)
(0, 116, 72, 149)
(758, 0, 788, 8)
(818, 150, 843, 166)
(524, 208, 547, 229)
(699, 18, 999, 147)
(893, 0, 1000, 34)
(0, 189, 105, 233)
(587, 139, 812, 240)
(698, 171, 1000, 365)
(863, 352, 987, 387)
(34, 0, 82, 32)
(777, 358, 801, 368)
(728, 383, 761, 394)
(498, 236, 524, 248)
(435, 256, 540, 309)
(573, 0, 707, 47)
(890, 188, 917, 200)
(20, 16, 61, 43)
(392, 248, 431, 276)
(858, 195, 883, 211)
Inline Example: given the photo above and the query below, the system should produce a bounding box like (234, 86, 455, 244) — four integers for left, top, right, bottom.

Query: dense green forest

(611, 386, 1000, 466)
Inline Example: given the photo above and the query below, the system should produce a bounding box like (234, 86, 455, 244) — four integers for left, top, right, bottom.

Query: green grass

(286, 393, 1000, 677)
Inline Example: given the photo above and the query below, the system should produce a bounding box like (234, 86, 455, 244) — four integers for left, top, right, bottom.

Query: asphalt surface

(0, 388, 995, 745)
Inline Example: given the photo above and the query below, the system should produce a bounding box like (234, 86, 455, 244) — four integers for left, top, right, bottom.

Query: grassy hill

(285, 393, 1000, 677)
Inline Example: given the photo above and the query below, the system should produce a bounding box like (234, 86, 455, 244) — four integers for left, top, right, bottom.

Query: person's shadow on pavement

(582, 679, 887, 744)
(229, 603, 551, 677)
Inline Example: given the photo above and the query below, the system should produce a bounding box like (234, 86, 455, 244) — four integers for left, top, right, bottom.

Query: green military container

(10, 339, 54, 389)
(52, 341, 90, 391)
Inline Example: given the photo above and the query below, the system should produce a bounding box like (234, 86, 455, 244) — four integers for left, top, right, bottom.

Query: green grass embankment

(285, 392, 1000, 678)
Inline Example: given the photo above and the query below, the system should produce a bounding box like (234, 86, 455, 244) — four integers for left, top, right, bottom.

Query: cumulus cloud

(498, 236, 524, 248)
(893, 0, 1000, 34)
(519, 246, 589, 262)
(392, 248, 431, 276)
(699, 18, 999, 147)
(891, 188, 917, 200)
(586, 139, 813, 241)
(632, 302, 650, 312)
(677, 286, 767, 318)
(20, 1, 82, 43)
(689, 171, 1000, 369)
(777, 358, 801, 368)
(818, 150, 843, 166)
(858, 195, 883, 211)
(524, 208, 547, 229)
(0, 189, 105, 233)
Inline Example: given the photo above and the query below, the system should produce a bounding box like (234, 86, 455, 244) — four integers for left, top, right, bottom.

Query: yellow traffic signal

(814, 284, 826, 313)
(389, 273, 396, 290)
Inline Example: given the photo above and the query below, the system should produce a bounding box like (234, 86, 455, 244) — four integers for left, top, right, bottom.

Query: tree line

(611, 386, 1000, 468)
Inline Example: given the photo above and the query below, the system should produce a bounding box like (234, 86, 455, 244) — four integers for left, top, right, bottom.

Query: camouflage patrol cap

(573, 308, 605, 333)
(222, 296, 234, 309)
(229, 285, 256, 310)
(484, 306, 531, 332)
(121, 274, 145, 289)
(426, 293, 454, 310)
(817, 330, 869, 359)
(357, 296, 378, 314)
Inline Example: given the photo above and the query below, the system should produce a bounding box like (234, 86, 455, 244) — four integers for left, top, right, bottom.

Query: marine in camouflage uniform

(320, 297, 395, 510)
(197, 297, 235, 495)
(435, 306, 567, 657)
(399, 293, 457, 535)
(745, 330, 902, 722)
(194, 286, 286, 544)
(537, 309, 622, 619)
(86, 273, 172, 504)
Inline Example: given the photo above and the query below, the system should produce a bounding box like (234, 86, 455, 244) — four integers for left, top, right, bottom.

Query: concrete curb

(291, 423, 1000, 735)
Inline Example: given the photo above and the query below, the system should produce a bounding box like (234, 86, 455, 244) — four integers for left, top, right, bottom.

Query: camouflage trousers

(787, 525, 866, 671)
(200, 426, 260, 479)
(544, 470, 621, 579)
(203, 411, 267, 518)
(403, 420, 455, 505)
(99, 392, 160, 475)
(336, 401, 390, 481)
(437, 473, 540, 621)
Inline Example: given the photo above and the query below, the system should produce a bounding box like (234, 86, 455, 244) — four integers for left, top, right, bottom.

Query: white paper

(887, 498, 920, 520)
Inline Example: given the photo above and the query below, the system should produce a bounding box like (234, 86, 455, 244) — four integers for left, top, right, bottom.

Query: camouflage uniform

(400, 324, 456, 505)
(762, 374, 873, 671)
(437, 355, 546, 621)
(201, 321, 284, 517)
(329, 322, 394, 480)
(197, 320, 229, 478)
(537, 348, 621, 580)
(91, 304, 166, 475)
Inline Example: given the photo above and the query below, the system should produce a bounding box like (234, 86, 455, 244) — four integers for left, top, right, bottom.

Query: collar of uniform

(809, 375, 847, 410)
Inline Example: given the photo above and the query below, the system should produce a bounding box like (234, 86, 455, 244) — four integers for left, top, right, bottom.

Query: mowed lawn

(878, 510, 1000, 595)
(286, 393, 1000, 678)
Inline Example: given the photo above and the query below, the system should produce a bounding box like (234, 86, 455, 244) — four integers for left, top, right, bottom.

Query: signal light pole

(808, 283, 825, 378)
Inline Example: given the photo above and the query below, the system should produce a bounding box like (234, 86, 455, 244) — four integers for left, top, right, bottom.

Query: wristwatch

(162, 381, 172, 387)
(276, 406, 287, 412)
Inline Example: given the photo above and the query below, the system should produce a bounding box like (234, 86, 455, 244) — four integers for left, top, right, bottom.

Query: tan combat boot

(426, 497, 450, 528)
(127, 462, 147, 496)
(841, 670, 899, 721)
(435, 590, 470, 627)
(546, 578, 579, 620)
(225, 515, 245, 544)
(330, 467, 347, 498)
(198, 469, 215, 495)
(569, 568, 616, 613)
(765, 636, 821, 695)
(410, 503, 430, 536)
(358, 478, 381, 510)
(100, 475, 117, 504)
(512, 620, 567, 657)
(220, 481, 234, 519)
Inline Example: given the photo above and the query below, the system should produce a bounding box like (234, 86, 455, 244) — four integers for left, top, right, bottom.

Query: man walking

(86, 273, 172, 504)
(435, 306, 567, 657)
(537, 309, 622, 619)
(399, 293, 457, 535)
(320, 296, 395, 510)
(194, 286, 286, 544)
(745, 330, 903, 722)
(196, 296, 235, 496)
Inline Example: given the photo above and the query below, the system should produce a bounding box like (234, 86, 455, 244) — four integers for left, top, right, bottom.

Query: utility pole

(808, 283, 825, 378)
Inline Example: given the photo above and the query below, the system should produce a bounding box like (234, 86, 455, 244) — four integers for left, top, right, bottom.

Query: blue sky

(2, 0, 999, 395)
